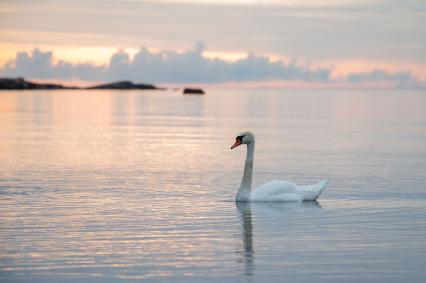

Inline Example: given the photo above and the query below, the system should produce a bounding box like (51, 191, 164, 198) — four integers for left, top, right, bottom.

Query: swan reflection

(236, 201, 321, 277)
(236, 201, 254, 277)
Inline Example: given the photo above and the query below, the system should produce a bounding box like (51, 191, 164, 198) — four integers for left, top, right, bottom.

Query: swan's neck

(236, 142, 255, 201)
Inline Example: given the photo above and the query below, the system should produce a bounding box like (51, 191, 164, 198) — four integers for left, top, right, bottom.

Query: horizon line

(2, 77, 425, 91)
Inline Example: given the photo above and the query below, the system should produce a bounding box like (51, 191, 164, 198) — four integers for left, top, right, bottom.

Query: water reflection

(1, 89, 426, 282)
(236, 202, 254, 277)
(236, 201, 322, 277)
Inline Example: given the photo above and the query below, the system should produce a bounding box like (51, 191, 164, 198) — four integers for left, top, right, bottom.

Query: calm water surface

(0, 89, 425, 282)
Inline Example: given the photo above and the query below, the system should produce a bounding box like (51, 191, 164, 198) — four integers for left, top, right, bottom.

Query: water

(0, 88, 425, 282)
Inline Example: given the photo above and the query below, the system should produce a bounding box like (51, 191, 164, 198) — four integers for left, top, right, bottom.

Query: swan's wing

(251, 179, 328, 201)
(251, 180, 301, 201)
(296, 179, 328, 201)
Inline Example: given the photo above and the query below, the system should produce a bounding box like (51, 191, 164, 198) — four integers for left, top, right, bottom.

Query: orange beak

(231, 139, 242, 150)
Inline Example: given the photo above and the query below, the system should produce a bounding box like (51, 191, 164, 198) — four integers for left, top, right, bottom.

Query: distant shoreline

(0, 77, 165, 91)
(3, 77, 419, 91)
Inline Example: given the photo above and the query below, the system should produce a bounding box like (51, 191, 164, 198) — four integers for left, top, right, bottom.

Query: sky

(0, 0, 425, 87)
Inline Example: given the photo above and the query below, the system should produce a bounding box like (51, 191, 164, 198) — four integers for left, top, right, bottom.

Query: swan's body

(250, 179, 328, 201)
(231, 131, 328, 202)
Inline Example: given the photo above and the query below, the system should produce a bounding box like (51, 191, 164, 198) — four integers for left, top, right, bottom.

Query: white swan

(231, 131, 328, 202)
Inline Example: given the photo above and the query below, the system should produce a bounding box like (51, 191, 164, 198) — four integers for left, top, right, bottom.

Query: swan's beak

(231, 140, 242, 150)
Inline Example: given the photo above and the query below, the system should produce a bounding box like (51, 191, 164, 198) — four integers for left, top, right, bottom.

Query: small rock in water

(183, 88, 205, 95)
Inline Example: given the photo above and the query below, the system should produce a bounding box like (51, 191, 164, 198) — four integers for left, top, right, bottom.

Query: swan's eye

(236, 135, 245, 142)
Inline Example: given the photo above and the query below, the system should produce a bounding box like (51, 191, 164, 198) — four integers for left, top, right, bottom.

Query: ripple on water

(1, 89, 426, 282)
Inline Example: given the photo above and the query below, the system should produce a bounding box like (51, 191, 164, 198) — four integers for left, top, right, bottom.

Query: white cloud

(347, 69, 418, 88)
(1, 43, 421, 88)
(1, 0, 424, 64)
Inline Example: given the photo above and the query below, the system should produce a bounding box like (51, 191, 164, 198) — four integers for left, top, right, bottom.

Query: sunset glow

(0, 0, 425, 88)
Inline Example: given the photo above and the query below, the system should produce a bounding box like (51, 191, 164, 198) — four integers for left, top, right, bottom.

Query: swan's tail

(316, 179, 328, 195)
(299, 179, 328, 201)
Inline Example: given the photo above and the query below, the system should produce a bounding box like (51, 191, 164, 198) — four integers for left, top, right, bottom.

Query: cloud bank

(2, 0, 424, 64)
(0, 42, 421, 88)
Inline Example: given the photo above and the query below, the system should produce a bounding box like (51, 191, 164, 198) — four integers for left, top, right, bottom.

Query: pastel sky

(0, 0, 425, 87)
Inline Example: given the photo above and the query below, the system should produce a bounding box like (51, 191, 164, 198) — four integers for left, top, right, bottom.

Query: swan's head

(231, 131, 255, 149)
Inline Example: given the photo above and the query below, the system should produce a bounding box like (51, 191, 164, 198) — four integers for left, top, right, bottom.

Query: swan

(231, 131, 328, 202)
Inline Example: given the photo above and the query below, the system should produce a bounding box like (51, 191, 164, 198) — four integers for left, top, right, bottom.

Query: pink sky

(0, 0, 425, 88)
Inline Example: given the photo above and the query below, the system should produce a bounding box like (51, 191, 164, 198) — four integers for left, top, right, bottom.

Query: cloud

(1, 49, 106, 81)
(347, 69, 411, 83)
(0, 42, 331, 83)
(1, 0, 425, 64)
(346, 69, 420, 88)
(0, 42, 421, 88)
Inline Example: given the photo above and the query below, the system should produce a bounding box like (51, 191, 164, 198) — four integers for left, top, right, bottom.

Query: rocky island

(87, 81, 162, 90)
(183, 88, 205, 95)
(0, 77, 164, 90)
(0, 77, 76, 90)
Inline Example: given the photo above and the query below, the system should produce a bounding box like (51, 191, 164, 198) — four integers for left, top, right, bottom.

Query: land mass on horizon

(0, 77, 164, 90)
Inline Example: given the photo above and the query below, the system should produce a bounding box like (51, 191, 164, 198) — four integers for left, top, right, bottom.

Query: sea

(0, 88, 425, 282)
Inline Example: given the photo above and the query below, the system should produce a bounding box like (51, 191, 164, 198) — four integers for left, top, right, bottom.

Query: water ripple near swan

(1, 89, 426, 282)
